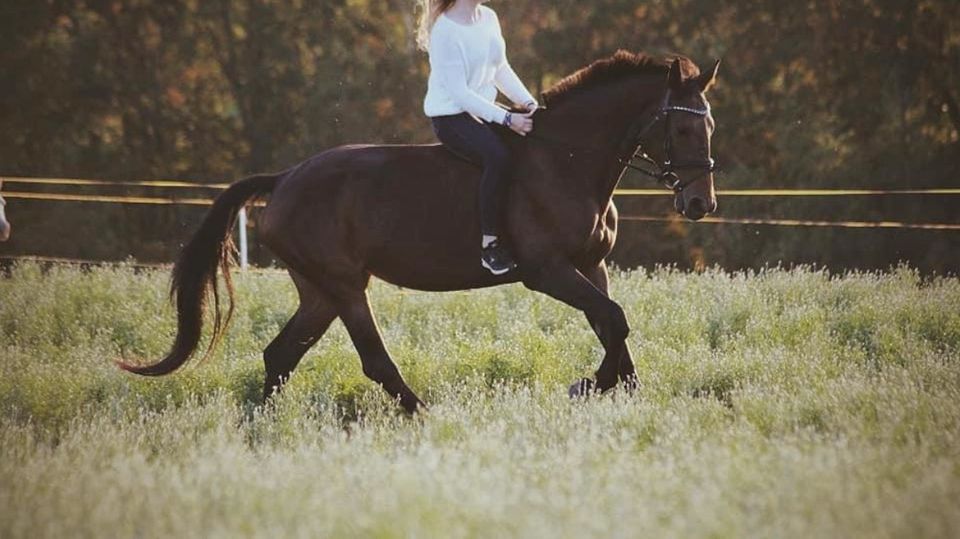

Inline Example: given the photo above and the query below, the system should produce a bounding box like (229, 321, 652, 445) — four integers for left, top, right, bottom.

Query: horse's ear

(697, 59, 721, 92)
(668, 58, 683, 91)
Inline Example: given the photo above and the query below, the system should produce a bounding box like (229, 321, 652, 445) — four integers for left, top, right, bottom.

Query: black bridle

(526, 88, 717, 195)
(616, 89, 717, 193)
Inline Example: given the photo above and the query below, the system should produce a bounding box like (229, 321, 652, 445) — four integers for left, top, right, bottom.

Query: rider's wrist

(502, 112, 512, 127)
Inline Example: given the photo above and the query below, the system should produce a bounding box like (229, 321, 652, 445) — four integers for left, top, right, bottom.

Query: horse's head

(663, 57, 720, 221)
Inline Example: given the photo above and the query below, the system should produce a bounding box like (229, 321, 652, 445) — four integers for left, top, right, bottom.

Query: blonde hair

(415, 0, 456, 51)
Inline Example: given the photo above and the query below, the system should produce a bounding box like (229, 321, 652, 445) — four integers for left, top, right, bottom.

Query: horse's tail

(117, 172, 281, 376)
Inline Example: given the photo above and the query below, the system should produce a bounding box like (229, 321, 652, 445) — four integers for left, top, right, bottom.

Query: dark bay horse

(119, 51, 720, 413)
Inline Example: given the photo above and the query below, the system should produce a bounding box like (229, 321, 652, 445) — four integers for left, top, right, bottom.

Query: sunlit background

(0, 0, 957, 272)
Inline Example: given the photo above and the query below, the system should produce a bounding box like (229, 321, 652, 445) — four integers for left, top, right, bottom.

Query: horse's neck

(537, 78, 665, 206)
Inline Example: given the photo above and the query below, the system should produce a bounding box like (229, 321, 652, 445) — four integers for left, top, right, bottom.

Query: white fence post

(238, 206, 249, 270)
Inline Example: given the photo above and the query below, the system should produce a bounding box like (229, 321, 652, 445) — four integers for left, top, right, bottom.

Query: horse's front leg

(521, 262, 628, 392)
(581, 261, 639, 390)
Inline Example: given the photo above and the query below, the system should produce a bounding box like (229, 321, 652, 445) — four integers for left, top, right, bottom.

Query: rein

(528, 89, 717, 194)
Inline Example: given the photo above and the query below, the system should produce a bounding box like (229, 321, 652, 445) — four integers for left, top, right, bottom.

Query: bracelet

(524, 101, 537, 111)
(502, 112, 512, 127)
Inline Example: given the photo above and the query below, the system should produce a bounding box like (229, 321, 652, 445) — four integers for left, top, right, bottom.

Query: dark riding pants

(431, 112, 511, 237)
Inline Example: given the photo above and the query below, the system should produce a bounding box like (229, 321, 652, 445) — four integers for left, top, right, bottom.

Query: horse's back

(261, 143, 513, 291)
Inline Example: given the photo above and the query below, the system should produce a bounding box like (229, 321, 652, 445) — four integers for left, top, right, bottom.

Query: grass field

(1, 262, 958, 538)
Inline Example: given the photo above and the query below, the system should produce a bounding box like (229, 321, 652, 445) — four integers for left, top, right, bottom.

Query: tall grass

(0, 263, 958, 537)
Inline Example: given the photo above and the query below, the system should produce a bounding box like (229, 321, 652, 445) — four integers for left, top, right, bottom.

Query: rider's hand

(507, 111, 534, 136)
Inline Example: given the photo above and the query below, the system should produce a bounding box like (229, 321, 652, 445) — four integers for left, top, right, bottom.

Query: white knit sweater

(423, 5, 537, 124)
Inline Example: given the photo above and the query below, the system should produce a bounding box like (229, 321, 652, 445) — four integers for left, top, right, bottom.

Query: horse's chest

(586, 204, 617, 253)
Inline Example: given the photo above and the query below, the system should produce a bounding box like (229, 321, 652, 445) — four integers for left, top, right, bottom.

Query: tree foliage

(1, 0, 957, 271)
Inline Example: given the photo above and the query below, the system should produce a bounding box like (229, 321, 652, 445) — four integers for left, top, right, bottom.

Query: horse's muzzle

(678, 196, 715, 222)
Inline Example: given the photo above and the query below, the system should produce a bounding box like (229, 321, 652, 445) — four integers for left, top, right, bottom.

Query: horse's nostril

(688, 197, 706, 215)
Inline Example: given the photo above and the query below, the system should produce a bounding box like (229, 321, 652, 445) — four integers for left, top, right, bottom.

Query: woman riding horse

(419, 0, 538, 275)
(119, 50, 720, 414)
(417, 0, 537, 275)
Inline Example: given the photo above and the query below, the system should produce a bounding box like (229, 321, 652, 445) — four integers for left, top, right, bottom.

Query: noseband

(618, 89, 717, 193)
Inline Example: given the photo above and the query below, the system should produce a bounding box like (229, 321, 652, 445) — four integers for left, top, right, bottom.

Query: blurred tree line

(0, 0, 957, 272)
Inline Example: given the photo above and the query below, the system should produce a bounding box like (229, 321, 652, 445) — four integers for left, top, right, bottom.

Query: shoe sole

(481, 260, 514, 275)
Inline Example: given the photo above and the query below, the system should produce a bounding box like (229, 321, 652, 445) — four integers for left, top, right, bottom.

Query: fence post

(238, 206, 248, 270)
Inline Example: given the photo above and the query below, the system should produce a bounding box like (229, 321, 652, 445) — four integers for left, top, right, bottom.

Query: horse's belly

(366, 246, 517, 292)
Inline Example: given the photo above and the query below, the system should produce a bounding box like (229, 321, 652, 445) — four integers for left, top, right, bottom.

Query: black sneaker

(481, 240, 517, 275)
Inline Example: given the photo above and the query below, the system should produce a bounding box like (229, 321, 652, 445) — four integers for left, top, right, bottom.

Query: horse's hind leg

(262, 272, 338, 401)
(336, 289, 425, 414)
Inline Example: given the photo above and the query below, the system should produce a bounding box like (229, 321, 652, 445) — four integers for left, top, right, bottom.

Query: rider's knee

(483, 144, 510, 171)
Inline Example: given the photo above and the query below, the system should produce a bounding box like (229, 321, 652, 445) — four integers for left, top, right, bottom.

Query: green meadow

(1, 263, 958, 538)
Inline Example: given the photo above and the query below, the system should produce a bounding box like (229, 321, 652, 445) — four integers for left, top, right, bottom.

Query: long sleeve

(495, 61, 538, 108)
(429, 31, 508, 124)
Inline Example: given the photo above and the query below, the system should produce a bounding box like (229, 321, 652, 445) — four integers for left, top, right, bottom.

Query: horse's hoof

(621, 373, 640, 395)
(568, 378, 595, 399)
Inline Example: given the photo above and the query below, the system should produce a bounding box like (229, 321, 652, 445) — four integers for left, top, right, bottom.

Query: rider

(418, 0, 537, 275)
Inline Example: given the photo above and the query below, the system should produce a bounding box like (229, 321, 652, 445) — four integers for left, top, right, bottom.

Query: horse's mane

(542, 50, 699, 106)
